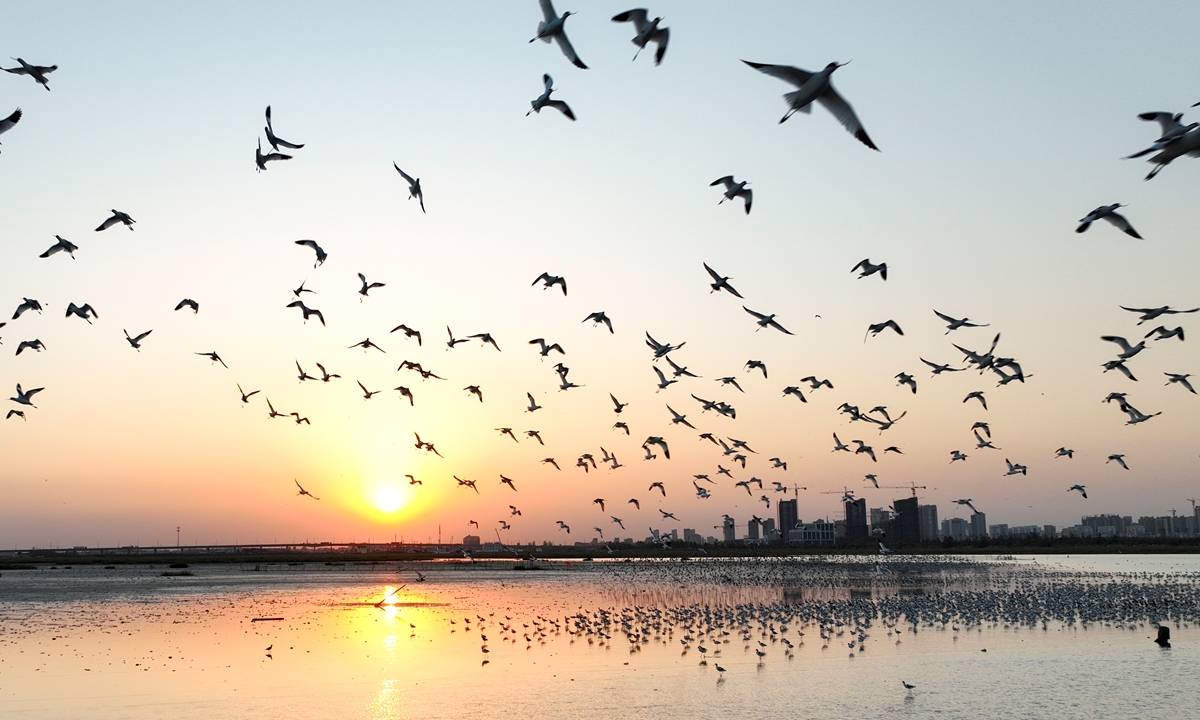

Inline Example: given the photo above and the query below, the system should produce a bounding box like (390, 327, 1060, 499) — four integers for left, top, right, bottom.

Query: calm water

(1, 555, 1197, 719)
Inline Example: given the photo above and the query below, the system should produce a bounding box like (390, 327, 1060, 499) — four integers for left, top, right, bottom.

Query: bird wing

(393, 162, 415, 184)
(611, 9, 649, 27)
(710, 175, 735, 189)
(0, 108, 22, 134)
(653, 28, 669, 64)
(1138, 111, 1180, 135)
(741, 60, 813, 89)
(542, 73, 554, 92)
(816, 86, 878, 150)
(134, 330, 152, 342)
(95, 214, 122, 232)
(1100, 335, 1134, 353)
(1101, 212, 1142, 239)
(546, 100, 575, 120)
(538, 0, 557, 23)
(553, 32, 588, 69)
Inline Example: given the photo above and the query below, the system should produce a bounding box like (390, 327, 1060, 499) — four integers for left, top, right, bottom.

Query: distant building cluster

(457, 497, 1200, 550)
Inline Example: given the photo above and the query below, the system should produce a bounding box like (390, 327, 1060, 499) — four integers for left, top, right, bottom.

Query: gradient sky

(2, 1, 1198, 548)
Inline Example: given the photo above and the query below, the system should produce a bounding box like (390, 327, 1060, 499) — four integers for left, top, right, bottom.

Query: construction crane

(819, 486, 856, 502)
(1187, 498, 1198, 513)
(881, 483, 928, 498)
(788, 485, 808, 498)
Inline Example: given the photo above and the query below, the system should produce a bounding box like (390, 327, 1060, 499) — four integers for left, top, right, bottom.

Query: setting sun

(371, 484, 408, 515)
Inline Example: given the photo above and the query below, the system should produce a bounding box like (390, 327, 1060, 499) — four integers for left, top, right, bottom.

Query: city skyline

(2, 2, 1199, 549)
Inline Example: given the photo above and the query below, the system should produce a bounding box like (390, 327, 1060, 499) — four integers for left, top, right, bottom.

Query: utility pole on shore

(176, 527, 180, 548)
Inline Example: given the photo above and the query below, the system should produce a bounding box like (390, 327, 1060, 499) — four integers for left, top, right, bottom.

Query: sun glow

(370, 484, 409, 516)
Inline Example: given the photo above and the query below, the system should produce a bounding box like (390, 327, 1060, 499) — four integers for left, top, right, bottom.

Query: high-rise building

(747, 519, 760, 540)
(918, 504, 939, 542)
(683, 528, 702, 544)
(722, 516, 736, 543)
(761, 518, 776, 539)
(941, 517, 969, 541)
(778, 499, 798, 541)
(893, 497, 920, 544)
(1042, 525, 1057, 538)
(970, 512, 987, 539)
(845, 498, 869, 540)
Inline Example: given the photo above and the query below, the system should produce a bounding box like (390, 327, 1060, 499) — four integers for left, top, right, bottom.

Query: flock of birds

(398, 556, 1200, 685)
(3, 2, 1198, 544)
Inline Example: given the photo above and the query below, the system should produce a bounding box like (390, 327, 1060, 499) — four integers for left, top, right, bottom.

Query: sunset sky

(2, 1, 1198, 548)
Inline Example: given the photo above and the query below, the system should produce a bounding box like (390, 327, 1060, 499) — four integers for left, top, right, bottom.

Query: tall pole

(176, 526, 180, 548)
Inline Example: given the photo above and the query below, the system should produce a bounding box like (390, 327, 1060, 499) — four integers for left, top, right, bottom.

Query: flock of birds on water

(2, 1, 1198, 545)
(8, 558, 1197, 691)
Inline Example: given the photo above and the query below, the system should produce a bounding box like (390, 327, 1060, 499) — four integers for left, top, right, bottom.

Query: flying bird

(393, 163, 425, 213)
(526, 74, 575, 120)
(865, 320, 903, 341)
(583, 311, 614, 333)
(349, 338, 385, 353)
(1003, 459, 1027, 476)
(743, 307, 793, 335)
(963, 391, 987, 410)
(742, 59, 878, 149)
(3, 58, 56, 91)
(745, 360, 768, 378)
(65, 303, 99, 323)
(39, 235, 78, 259)
(1100, 335, 1148, 360)
(95, 209, 135, 232)
(255, 139, 292, 171)
(194, 350, 226, 369)
(933, 310, 988, 334)
(11, 298, 41, 320)
(174, 298, 199, 314)
(529, 338, 565, 358)
(1144, 326, 1184, 342)
(357, 273, 385, 298)
(532, 272, 568, 295)
(895, 372, 917, 394)
(611, 8, 669, 64)
(1165, 373, 1196, 394)
(710, 176, 752, 214)
(1068, 484, 1088, 499)
(1077, 204, 1142, 239)
(294, 239, 327, 267)
(391, 324, 422, 346)
(294, 479, 320, 500)
(531, 0, 588, 69)
(286, 300, 325, 326)
(851, 259, 887, 281)
(264, 106, 304, 150)
(1119, 305, 1198, 325)
(123, 329, 152, 350)
(702, 263, 743, 298)
(1106, 454, 1129, 470)
(9, 384, 43, 407)
(237, 384, 260, 405)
